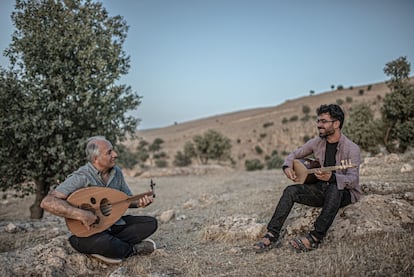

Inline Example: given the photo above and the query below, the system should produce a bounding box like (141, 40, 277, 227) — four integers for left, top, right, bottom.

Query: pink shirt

(283, 133, 361, 203)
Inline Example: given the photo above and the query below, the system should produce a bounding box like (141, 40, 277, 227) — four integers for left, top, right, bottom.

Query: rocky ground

(0, 152, 413, 277)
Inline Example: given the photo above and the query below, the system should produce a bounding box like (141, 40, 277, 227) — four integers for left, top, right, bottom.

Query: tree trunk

(384, 125, 394, 153)
(30, 181, 49, 219)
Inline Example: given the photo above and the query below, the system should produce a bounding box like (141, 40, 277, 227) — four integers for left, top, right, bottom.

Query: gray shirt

(283, 133, 361, 203)
(55, 162, 132, 197)
(55, 162, 132, 226)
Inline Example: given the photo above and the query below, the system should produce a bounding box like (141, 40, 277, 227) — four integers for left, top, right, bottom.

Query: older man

(41, 136, 157, 263)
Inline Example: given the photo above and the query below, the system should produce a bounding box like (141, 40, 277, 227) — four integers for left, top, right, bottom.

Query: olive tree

(343, 103, 384, 154)
(0, 0, 141, 218)
(190, 129, 232, 164)
(381, 56, 414, 152)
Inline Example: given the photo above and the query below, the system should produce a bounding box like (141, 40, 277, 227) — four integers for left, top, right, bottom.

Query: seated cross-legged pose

(41, 136, 158, 263)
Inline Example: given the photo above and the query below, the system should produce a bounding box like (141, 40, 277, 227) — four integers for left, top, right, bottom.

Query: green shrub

(116, 144, 138, 169)
(302, 105, 311, 115)
(192, 129, 232, 164)
(266, 154, 284, 169)
(263, 122, 274, 128)
(300, 114, 310, 122)
(343, 103, 384, 154)
(255, 145, 263, 154)
(289, 115, 298, 122)
(173, 151, 192, 167)
(245, 159, 264, 171)
(155, 159, 168, 168)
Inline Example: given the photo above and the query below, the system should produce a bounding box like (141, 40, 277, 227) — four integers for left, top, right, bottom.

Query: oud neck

(127, 191, 153, 202)
(307, 165, 339, 174)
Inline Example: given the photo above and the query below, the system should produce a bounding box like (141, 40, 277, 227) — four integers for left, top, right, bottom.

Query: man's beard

(318, 127, 335, 138)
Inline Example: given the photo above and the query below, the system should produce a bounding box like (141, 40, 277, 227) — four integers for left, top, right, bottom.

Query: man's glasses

(316, 119, 337, 124)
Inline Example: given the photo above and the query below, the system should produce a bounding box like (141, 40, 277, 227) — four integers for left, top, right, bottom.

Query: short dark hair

(317, 104, 344, 128)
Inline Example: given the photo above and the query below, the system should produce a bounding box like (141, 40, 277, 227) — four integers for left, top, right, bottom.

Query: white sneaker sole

(142, 238, 157, 249)
(90, 254, 122, 264)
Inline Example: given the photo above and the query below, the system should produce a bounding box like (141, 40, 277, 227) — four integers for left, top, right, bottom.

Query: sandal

(253, 233, 281, 253)
(290, 233, 320, 253)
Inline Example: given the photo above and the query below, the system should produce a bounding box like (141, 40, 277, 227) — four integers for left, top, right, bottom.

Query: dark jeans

(69, 215, 158, 259)
(267, 182, 351, 241)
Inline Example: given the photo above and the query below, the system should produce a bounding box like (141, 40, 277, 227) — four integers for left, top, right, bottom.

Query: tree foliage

(265, 150, 284, 169)
(381, 56, 414, 152)
(134, 138, 167, 168)
(191, 129, 232, 164)
(173, 151, 192, 167)
(116, 144, 138, 170)
(245, 159, 264, 171)
(343, 103, 384, 154)
(0, 0, 141, 218)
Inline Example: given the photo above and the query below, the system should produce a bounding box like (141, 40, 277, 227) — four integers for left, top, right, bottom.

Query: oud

(65, 180, 155, 237)
(293, 159, 356, 184)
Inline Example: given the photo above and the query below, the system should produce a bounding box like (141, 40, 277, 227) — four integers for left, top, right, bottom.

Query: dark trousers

(267, 182, 351, 241)
(69, 215, 158, 259)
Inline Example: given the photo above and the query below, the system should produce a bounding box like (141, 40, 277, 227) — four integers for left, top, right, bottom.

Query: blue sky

(1, 0, 413, 130)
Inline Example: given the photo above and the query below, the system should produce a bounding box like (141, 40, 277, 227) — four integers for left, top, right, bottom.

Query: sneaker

(90, 254, 122, 264)
(133, 238, 156, 255)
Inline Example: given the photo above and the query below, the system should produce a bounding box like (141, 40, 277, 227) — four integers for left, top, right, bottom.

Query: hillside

(1, 79, 413, 277)
(132, 79, 395, 172)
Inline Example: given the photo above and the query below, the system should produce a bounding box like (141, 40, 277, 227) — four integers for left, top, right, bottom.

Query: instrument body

(292, 158, 356, 184)
(66, 183, 155, 237)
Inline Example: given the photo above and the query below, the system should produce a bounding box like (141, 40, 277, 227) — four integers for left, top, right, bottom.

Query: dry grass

(117, 170, 414, 277)
(117, 230, 414, 277)
(1, 159, 413, 276)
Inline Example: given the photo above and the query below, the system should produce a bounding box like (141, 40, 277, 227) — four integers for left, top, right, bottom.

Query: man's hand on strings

(314, 169, 332, 182)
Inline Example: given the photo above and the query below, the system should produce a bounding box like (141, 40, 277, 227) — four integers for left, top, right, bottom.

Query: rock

(363, 157, 379, 165)
(176, 214, 187, 221)
(281, 194, 414, 242)
(5, 223, 18, 233)
(159, 209, 175, 223)
(183, 199, 198, 209)
(200, 215, 266, 242)
(404, 192, 414, 202)
(385, 153, 400, 163)
(109, 267, 127, 277)
(360, 181, 414, 195)
(400, 163, 413, 173)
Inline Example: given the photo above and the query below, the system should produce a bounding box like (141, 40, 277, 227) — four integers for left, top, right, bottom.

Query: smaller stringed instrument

(66, 180, 155, 237)
(293, 159, 356, 184)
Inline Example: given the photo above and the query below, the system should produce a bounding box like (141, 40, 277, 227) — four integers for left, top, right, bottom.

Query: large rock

(283, 194, 414, 241)
(200, 215, 265, 242)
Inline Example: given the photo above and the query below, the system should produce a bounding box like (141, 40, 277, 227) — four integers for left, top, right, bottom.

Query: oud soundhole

(100, 198, 112, 216)
(80, 203, 94, 212)
(90, 197, 97, 205)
